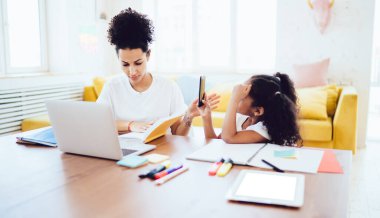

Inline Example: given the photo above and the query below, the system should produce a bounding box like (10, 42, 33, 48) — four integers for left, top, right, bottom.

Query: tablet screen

(235, 172, 297, 201)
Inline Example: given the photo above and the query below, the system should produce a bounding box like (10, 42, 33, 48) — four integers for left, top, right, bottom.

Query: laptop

(46, 100, 156, 160)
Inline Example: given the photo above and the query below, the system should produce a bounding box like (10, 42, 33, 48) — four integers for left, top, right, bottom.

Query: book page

(248, 144, 324, 174)
(119, 113, 183, 143)
(186, 140, 267, 165)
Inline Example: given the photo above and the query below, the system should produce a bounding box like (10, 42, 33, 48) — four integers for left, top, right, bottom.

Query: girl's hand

(197, 93, 216, 118)
(231, 84, 251, 102)
(130, 121, 154, 132)
(187, 93, 220, 118)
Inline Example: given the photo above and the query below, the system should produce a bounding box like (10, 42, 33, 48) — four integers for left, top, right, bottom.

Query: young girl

(199, 72, 301, 146)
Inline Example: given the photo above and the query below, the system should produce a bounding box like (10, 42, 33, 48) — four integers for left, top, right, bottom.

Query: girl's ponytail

(262, 91, 301, 146)
(274, 72, 297, 105)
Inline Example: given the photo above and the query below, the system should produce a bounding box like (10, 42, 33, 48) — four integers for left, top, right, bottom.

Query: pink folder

(318, 150, 343, 174)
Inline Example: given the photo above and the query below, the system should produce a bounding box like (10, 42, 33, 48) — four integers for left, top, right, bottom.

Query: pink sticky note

(318, 150, 343, 174)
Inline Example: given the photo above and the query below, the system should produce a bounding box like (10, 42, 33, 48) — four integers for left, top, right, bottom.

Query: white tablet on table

(226, 170, 305, 207)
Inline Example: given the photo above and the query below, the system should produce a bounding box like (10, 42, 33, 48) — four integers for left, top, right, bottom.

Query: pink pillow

(293, 58, 330, 88)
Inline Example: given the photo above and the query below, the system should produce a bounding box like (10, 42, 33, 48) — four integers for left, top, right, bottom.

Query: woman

(97, 8, 219, 135)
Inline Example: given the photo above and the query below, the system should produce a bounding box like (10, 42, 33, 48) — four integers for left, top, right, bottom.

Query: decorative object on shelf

(308, 0, 335, 34)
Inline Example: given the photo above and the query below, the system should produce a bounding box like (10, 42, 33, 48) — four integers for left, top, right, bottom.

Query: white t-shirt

(96, 74, 187, 122)
(236, 113, 271, 140)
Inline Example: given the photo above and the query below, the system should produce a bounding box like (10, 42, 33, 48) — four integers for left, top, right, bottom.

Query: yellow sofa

(22, 77, 358, 154)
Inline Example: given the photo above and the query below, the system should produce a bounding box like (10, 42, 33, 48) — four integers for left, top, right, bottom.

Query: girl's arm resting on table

(202, 115, 218, 139)
(221, 130, 267, 144)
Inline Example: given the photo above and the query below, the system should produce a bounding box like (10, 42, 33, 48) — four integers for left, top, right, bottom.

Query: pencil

(155, 166, 189, 185)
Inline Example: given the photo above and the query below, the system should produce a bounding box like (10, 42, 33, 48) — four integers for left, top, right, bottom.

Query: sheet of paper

(249, 144, 324, 174)
(318, 150, 343, 174)
(119, 132, 146, 141)
(186, 140, 267, 165)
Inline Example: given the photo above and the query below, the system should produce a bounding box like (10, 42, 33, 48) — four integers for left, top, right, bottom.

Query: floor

(349, 140, 380, 218)
(349, 87, 380, 218)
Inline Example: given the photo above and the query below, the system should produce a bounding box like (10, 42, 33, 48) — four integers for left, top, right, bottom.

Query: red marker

(208, 158, 225, 176)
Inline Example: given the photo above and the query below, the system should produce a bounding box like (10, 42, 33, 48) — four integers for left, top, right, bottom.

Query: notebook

(119, 113, 183, 143)
(186, 140, 324, 174)
(16, 127, 57, 147)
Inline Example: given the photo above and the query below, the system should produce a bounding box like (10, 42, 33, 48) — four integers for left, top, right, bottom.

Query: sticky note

(274, 149, 298, 159)
(144, 153, 170, 163)
(117, 156, 148, 168)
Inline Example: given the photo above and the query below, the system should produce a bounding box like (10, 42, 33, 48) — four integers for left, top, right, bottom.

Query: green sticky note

(274, 149, 297, 159)
(117, 156, 148, 168)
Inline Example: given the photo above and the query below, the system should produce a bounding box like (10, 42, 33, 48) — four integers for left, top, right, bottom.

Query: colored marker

(216, 158, 233, 177)
(139, 165, 166, 179)
(155, 166, 189, 185)
(154, 165, 183, 180)
(208, 158, 225, 176)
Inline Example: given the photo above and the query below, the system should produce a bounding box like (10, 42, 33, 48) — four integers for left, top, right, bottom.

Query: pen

(216, 158, 233, 177)
(139, 165, 167, 179)
(261, 159, 284, 173)
(208, 158, 225, 176)
(155, 166, 189, 185)
(138, 160, 171, 179)
(154, 164, 183, 180)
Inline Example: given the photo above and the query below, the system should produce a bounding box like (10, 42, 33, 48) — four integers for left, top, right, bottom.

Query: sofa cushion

(293, 58, 329, 88)
(93, 77, 107, 97)
(208, 83, 234, 112)
(297, 87, 328, 120)
(325, 84, 339, 116)
(21, 114, 51, 132)
(299, 118, 332, 142)
(192, 112, 225, 128)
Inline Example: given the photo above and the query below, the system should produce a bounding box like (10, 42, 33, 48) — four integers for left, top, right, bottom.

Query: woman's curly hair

(248, 72, 302, 146)
(107, 8, 154, 52)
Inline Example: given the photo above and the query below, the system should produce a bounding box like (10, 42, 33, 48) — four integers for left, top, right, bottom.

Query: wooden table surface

(0, 134, 351, 218)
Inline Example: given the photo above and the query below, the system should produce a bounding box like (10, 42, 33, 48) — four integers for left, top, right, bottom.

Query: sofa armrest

(332, 86, 358, 154)
(83, 86, 97, 102)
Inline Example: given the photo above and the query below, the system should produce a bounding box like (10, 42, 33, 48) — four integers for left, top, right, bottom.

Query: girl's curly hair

(107, 8, 154, 52)
(248, 72, 302, 146)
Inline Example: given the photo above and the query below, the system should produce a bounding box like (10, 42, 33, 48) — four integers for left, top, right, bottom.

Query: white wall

(276, 0, 375, 148)
(103, 0, 143, 75)
(46, 0, 109, 76)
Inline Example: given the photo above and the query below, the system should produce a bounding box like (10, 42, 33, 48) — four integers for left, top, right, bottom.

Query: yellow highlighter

(217, 158, 233, 177)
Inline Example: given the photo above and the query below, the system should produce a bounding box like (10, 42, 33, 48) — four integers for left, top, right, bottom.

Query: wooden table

(0, 134, 351, 218)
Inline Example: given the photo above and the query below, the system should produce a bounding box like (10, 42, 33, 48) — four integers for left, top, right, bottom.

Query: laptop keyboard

(122, 148, 138, 156)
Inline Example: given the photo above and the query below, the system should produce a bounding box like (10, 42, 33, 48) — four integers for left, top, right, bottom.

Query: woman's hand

(129, 121, 154, 133)
(187, 93, 220, 118)
(231, 84, 251, 103)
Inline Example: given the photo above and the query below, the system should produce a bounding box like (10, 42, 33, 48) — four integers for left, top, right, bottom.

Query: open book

(119, 113, 183, 143)
(16, 127, 57, 147)
(186, 140, 324, 174)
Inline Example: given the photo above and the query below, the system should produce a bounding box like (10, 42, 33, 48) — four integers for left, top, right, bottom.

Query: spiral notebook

(186, 140, 324, 174)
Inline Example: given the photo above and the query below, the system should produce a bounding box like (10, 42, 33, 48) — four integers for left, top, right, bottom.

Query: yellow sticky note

(144, 153, 170, 164)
